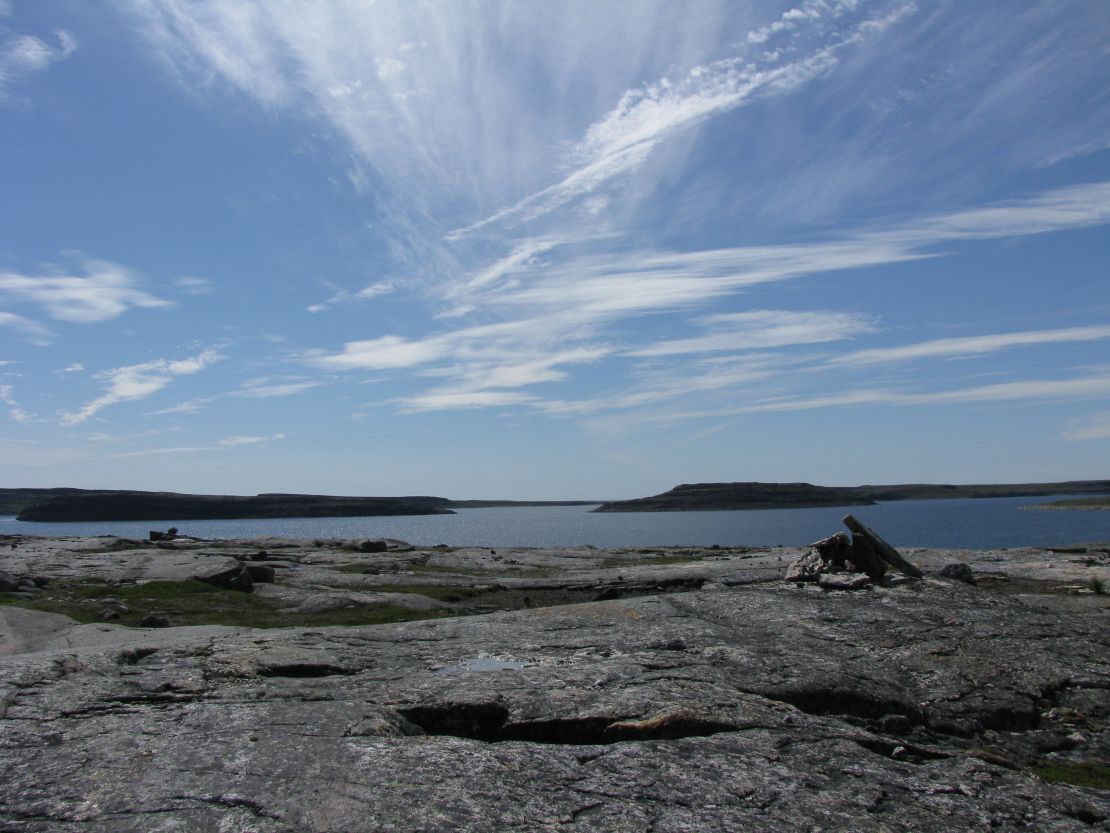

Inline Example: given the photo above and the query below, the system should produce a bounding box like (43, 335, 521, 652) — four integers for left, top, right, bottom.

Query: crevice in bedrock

(256, 662, 357, 679)
(747, 678, 926, 726)
(395, 702, 738, 745)
(116, 646, 159, 666)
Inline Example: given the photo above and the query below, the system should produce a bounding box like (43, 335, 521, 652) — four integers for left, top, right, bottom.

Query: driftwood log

(842, 514, 923, 579)
(846, 531, 888, 581)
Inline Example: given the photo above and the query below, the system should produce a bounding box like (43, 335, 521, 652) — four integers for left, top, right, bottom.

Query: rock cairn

(785, 513, 923, 589)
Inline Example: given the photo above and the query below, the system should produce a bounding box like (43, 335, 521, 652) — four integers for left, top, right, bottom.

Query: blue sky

(1, 0, 1109, 500)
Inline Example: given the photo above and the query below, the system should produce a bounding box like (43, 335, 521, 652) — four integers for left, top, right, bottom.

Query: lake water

(1, 494, 1107, 549)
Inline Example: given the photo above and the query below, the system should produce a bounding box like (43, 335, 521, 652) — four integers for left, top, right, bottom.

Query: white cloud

(375, 56, 405, 81)
(0, 259, 171, 323)
(450, 240, 560, 297)
(315, 334, 450, 370)
(448, 4, 914, 237)
(0, 310, 53, 344)
(58, 362, 84, 374)
(307, 281, 394, 313)
(60, 349, 222, 425)
(1063, 413, 1110, 442)
(219, 433, 286, 447)
(747, 3, 824, 44)
(900, 375, 1110, 407)
(646, 374, 1110, 424)
(120, 0, 913, 250)
(828, 325, 1110, 367)
(312, 181, 1110, 416)
(175, 276, 215, 295)
(146, 377, 322, 416)
(396, 390, 537, 414)
(113, 432, 286, 457)
(882, 181, 1110, 244)
(0, 384, 31, 423)
(0, 28, 77, 101)
(631, 310, 874, 357)
(237, 381, 321, 398)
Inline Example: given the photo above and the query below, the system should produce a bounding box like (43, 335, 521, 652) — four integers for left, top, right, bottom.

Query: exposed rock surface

(0, 536, 1108, 831)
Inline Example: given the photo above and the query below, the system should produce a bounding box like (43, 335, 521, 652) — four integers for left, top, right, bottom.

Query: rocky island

(1, 524, 1108, 831)
(1, 489, 598, 523)
(9, 490, 455, 522)
(594, 480, 1110, 512)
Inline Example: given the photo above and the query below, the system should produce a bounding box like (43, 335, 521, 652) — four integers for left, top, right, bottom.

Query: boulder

(940, 563, 977, 585)
(818, 572, 872, 590)
(244, 564, 275, 584)
(808, 531, 852, 566)
(0, 571, 18, 592)
(785, 549, 824, 582)
(197, 565, 254, 593)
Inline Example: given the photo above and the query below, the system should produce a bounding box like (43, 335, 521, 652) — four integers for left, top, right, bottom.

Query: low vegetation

(1040, 496, 1110, 510)
(1032, 760, 1110, 789)
(0, 579, 457, 629)
(599, 555, 702, 568)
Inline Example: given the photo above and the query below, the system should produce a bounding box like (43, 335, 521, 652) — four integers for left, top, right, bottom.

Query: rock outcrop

(0, 536, 1108, 831)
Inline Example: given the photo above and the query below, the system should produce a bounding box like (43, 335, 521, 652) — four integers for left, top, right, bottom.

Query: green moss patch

(372, 583, 487, 601)
(599, 555, 701, 568)
(1033, 760, 1110, 789)
(1, 579, 458, 629)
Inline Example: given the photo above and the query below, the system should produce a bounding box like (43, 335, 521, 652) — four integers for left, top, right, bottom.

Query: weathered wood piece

(846, 532, 888, 581)
(842, 514, 923, 579)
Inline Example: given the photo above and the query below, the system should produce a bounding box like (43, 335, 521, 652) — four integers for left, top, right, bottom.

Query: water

(1, 494, 1107, 549)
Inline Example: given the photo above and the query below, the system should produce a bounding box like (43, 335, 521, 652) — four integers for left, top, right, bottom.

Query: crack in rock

(397, 703, 738, 745)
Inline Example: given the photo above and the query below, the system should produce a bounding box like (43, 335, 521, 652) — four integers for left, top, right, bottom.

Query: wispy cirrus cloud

(1063, 413, 1110, 442)
(113, 433, 286, 458)
(0, 384, 31, 423)
(827, 325, 1110, 367)
(146, 377, 322, 416)
(640, 374, 1110, 425)
(629, 310, 874, 358)
(0, 259, 171, 323)
(448, 3, 916, 238)
(0, 27, 76, 102)
(307, 282, 394, 314)
(309, 180, 1110, 416)
(0, 310, 53, 345)
(60, 349, 222, 426)
(112, 0, 1110, 443)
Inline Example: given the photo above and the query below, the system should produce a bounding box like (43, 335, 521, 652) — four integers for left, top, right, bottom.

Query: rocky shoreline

(1030, 498, 1110, 511)
(1, 533, 1108, 831)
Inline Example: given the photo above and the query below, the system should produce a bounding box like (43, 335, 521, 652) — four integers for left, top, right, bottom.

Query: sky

(1, 0, 1109, 500)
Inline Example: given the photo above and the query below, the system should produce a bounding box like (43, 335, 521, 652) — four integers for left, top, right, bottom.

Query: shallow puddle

(436, 657, 529, 673)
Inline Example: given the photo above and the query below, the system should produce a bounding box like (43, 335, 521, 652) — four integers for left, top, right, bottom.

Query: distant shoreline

(3, 481, 1109, 522)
